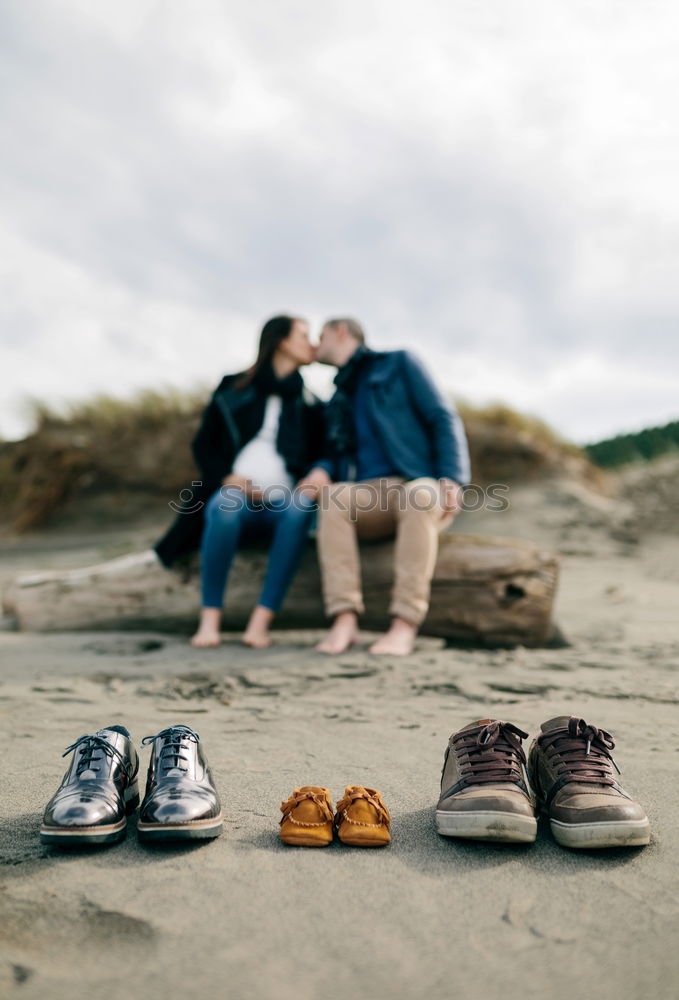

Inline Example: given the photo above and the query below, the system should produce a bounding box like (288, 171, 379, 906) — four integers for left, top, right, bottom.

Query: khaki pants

(317, 477, 452, 627)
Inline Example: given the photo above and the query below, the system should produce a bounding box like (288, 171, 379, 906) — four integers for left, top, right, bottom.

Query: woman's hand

(222, 474, 253, 494)
(295, 467, 331, 498)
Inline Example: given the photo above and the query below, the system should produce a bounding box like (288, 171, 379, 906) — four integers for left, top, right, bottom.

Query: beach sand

(1, 466, 678, 1000)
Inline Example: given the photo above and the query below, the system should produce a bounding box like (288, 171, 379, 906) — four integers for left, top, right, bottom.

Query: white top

(231, 396, 294, 492)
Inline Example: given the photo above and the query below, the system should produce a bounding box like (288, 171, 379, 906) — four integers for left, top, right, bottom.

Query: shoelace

(280, 789, 334, 824)
(62, 734, 131, 779)
(452, 721, 530, 787)
(537, 717, 621, 787)
(141, 725, 200, 774)
(334, 787, 391, 827)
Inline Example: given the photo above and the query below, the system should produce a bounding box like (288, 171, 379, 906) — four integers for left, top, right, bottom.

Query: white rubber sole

(436, 810, 537, 844)
(550, 817, 651, 849)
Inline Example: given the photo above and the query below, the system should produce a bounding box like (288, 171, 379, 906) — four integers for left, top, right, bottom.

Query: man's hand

(296, 467, 332, 498)
(440, 478, 463, 520)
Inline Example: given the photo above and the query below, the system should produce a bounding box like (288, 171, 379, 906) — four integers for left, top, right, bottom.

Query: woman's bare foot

(316, 611, 359, 654)
(242, 605, 274, 648)
(369, 618, 417, 655)
(190, 607, 222, 648)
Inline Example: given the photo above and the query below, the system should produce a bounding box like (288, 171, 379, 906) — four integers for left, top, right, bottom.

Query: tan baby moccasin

(279, 786, 334, 847)
(334, 786, 391, 847)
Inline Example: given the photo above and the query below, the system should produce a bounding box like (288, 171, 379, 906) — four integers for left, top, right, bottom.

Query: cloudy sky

(1, 0, 678, 444)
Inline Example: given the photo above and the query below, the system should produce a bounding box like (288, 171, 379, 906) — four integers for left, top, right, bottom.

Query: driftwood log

(3, 535, 560, 647)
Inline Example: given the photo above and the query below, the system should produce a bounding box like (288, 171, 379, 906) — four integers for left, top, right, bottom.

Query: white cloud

(1, 0, 678, 444)
(445, 350, 679, 443)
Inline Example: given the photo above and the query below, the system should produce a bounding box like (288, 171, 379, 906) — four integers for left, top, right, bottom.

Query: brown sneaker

(528, 716, 651, 849)
(334, 786, 391, 847)
(279, 786, 334, 847)
(436, 719, 537, 843)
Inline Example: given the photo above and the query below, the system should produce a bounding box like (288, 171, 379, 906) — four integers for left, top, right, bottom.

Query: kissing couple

(154, 315, 471, 657)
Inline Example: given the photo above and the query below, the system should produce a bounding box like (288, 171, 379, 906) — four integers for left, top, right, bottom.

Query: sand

(1, 466, 678, 1000)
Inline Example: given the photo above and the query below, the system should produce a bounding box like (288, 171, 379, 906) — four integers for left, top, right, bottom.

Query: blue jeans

(200, 487, 315, 612)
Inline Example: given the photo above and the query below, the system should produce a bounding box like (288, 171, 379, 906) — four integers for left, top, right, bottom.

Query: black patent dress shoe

(137, 724, 223, 842)
(40, 726, 139, 846)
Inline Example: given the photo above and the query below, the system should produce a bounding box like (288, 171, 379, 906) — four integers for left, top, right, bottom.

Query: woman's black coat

(154, 372, 326, 567)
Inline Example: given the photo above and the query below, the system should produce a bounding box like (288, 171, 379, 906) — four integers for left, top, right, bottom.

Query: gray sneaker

(436, 719, 537, 843)
(528, 716, 651, 849)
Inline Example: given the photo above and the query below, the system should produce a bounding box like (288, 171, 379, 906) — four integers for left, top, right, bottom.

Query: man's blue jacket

(320, 349, 471, 486)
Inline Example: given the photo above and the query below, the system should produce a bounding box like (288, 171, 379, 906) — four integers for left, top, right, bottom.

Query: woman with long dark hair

(153, 315, 327, 648)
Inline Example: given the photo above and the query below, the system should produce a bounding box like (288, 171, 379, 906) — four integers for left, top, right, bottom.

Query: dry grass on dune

(0, 389, 205, 532)
(456, 399, 604, 489)
(0, 388, 599, 533)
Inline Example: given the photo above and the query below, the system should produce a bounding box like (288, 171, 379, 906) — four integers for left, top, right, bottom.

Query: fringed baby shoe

(279, 786, 334, 846)
(334, 786, 391, 847)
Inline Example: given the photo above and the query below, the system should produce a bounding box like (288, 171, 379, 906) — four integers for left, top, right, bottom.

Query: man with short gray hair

(297, 319, 471, 655)
(323, 317, 366, 345)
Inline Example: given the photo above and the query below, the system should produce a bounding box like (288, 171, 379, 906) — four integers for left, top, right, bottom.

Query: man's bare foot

(190, 607, 222, 648)
(316, 611, 359, 654)
(369, 618, 418, 656)
(242, 605, 274, 648)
